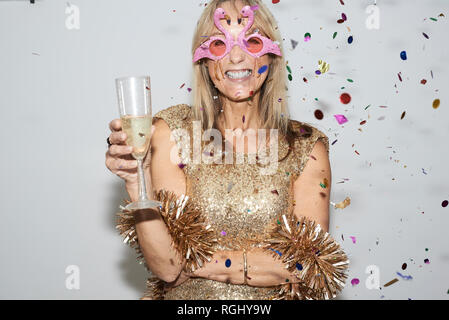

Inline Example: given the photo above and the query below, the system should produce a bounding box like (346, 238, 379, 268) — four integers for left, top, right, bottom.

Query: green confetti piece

(288, 74, 293, 81)
(315, 98, 319, 101)
(365, 104, 371, 110)
(341, 87, 345, 90)
(333, 32, 337, 39)
(320, 182, 327, 188)
(430, 17, 437, 21)
(277, 219, 281, 225)
(347, 79, 354, 83)
(286, 65, 292, 74)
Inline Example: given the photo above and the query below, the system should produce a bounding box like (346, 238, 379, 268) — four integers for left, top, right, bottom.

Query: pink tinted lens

(209, 39, 226, 57)
(246, 37, 263, 53)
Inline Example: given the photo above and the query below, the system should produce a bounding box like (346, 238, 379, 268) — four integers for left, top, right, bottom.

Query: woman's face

(206, 1, 272, 102)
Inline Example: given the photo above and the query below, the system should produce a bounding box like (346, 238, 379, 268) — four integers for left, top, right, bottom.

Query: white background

(0, 0, 448, 299)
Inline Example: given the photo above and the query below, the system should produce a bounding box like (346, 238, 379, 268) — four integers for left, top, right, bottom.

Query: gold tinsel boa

(263, 212, 349, 300)
(116, 189, 218, 299)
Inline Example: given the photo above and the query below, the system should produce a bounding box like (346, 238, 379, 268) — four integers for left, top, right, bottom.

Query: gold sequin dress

(150, 104, 330, 300)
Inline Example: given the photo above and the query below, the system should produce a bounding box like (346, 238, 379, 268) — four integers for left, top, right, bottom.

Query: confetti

(225, 259, 232, 267)
(304, 32, 311, 42)
(442, 200, 448, 207)
(422, 32, 430, 39)
(349, 236, 356, 244)
(242, 115, 245, 123)
(291, 39, 299, 49)
(384, 278, 399, 287)
(272, 0, 280, 4)
(271, 189, 279, 196)
(351, 278, 360, 286)
(334, 114, 348, 125)
(340, 93, 351, 104)
(333, 32, 338, 39)
(314, 109, 324, 120)
(401, 111, 406, 119)
(286, 65, 292, 74)
(348, 35, 353, 44)
(421, 79, 427, 85)
(221, 230, 227, 236)
(318, 60, 330, 74)
(396, 272, 413, 280)
(258, 65, 268, 74)
(347, 78, 354, 83)
(288, 74, 293, 81)
(178, 163, 186, 169)
(432, 99, 440, 109)
(424, 258, 430, 264)
(402, 263, 407, 270)
(296, 263, 303, 271)
(400, 51, 407, 60)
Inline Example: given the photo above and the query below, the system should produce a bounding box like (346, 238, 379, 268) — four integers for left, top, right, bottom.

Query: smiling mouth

(225, 69, 252, 80)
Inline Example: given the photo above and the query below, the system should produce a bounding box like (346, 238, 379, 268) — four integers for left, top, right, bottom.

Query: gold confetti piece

(335, 197, 351, 209)
(318, 60, 330, 74)
(433, 99, 440, 109)
(401, 111, 406, 119)
(384, 278, 399, 287)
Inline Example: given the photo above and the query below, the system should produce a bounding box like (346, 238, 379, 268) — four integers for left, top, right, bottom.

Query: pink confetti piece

(334, 114, 348, 125)
(350, 236, 356, 244)
(351, 278, 360, 286)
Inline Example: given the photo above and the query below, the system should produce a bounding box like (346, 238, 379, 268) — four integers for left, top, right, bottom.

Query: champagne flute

(115, 76, 161, 211)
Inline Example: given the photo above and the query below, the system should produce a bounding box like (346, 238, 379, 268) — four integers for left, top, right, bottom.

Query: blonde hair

(191, 0, 290, 137)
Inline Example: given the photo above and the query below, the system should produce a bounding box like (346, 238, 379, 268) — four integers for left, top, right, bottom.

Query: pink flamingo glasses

(193, 5, 282, 62)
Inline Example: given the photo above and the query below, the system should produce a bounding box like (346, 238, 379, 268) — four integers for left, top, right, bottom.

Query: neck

(217, 91, 261, 132)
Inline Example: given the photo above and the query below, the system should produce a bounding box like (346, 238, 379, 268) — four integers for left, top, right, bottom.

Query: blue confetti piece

(225, 259, 231, 268)
(258, 65, 268, 74)
(269, 248, 282, 256)
(422, 168, 427, 175)
(348, 35, 353, 44)
(296, 263, 303, 271)
(400, 51, 407, 60)
(396, 271, 413, 280)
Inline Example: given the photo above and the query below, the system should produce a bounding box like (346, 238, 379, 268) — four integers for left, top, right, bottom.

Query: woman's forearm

(125, 180, 185, 283)
(191, 248, 296, 287)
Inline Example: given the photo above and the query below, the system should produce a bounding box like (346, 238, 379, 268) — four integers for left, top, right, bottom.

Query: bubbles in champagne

(121, 114, 152, 159)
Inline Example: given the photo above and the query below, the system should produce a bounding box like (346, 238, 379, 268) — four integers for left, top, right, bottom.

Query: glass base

(125, 199, 162, 211)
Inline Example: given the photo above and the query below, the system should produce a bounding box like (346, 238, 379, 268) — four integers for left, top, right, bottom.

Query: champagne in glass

(115, 76, 161, 211)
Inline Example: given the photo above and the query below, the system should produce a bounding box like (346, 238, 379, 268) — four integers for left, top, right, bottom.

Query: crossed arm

(128, 118, 331, 286)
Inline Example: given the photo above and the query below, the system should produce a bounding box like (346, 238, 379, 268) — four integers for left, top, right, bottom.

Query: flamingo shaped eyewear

(193, 5, 282, 62)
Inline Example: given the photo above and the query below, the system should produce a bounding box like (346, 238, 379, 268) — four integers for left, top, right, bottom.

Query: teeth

(226, 70, 252, 79)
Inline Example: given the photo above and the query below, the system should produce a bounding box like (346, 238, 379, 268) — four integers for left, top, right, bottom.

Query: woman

(106, 0, 348, 300)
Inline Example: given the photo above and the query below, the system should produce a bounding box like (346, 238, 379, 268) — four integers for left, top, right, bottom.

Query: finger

(108, 131, 128, 145)
(108, 145, 134, 157)
(109, 119, 122, 132)
(115, 158, 138, 170)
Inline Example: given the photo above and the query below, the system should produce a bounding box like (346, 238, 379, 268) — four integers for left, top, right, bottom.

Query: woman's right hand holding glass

(105, 118, 155, 186)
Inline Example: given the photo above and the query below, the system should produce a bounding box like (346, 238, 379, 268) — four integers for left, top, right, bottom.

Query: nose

(228, 44, 246, 64)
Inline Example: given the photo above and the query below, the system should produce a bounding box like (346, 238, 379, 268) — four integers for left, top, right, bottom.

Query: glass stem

(137, 158, 148, 202)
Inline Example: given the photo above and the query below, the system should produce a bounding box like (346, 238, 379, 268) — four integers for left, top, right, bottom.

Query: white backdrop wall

(0, 0, 448, 299)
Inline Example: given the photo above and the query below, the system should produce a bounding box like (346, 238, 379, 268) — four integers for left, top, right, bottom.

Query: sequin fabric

(152, 104, 329, 300)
